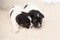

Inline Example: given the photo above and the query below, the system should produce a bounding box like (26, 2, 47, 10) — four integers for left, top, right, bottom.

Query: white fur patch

(10, 5, 23, 33)
(38, 23, 41, 27)
(28, 16, 32, 21)
(30, 23, 33, 28)
(28, 16, 33, 28)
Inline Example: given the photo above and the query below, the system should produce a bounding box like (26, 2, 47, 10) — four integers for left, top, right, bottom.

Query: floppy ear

(36, 10, 44, 18)
(39, 13, 44, 18)
(29, 10, 44, 18)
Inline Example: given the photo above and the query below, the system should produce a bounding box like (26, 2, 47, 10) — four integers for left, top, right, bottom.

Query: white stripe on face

(37, 13, 39, 17)
(27, 16, 33, 28)
(28, 16, 32, 21)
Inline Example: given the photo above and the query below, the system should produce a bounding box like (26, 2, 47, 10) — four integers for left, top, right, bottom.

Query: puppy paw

(13, 28, 19, 33)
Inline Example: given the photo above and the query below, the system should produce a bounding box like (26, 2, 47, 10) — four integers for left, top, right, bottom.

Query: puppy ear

(29, 10, 44, 18)
(39, 13, 44, 18)
(35, 10, 44, 18)
(34, 10, 44, 18)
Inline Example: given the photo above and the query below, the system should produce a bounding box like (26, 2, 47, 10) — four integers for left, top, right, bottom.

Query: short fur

(10, 5, 32, 32)
(10, 3, 44, 33)
(24, 3, 44, 28)
(29, 10, 44, 28)
(16, 12, 31, 28)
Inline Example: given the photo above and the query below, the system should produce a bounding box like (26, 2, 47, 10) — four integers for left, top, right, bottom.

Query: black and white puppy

(24, 3, 44, 28)
(29, 10, 44, 28)
(9, 5, 32, 32)
(10, 3, 44, 32)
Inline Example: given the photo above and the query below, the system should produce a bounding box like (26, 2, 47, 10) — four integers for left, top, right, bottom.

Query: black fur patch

(16, 12, 31, 28)
(29, 10, 44, 28)
(29, 10, 44, 18)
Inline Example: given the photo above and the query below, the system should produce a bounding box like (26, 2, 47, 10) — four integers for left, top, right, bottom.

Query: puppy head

(29, 10, 44, 18)
(16, 12, 32, 28)
(29, 10, 44, 28)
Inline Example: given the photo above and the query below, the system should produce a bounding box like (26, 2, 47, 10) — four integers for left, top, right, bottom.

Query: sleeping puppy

(24, 3, 44, 28)
(9, 5, 32, 32)
(29, 10, 44, 28)
(16, 12, 32, 29)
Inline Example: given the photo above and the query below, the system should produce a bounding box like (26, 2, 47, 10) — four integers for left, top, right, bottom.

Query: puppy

(29, 10, 44, 28)
(24, 3, 44, 28)
(16, 12, 32, 28)
(9, 5, 32, 32)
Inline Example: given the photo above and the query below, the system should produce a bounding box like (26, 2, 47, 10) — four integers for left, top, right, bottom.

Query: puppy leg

(11, 17, 19, 33)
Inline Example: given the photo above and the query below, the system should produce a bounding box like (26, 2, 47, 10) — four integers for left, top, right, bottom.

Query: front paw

(13, 28, 19, 33)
